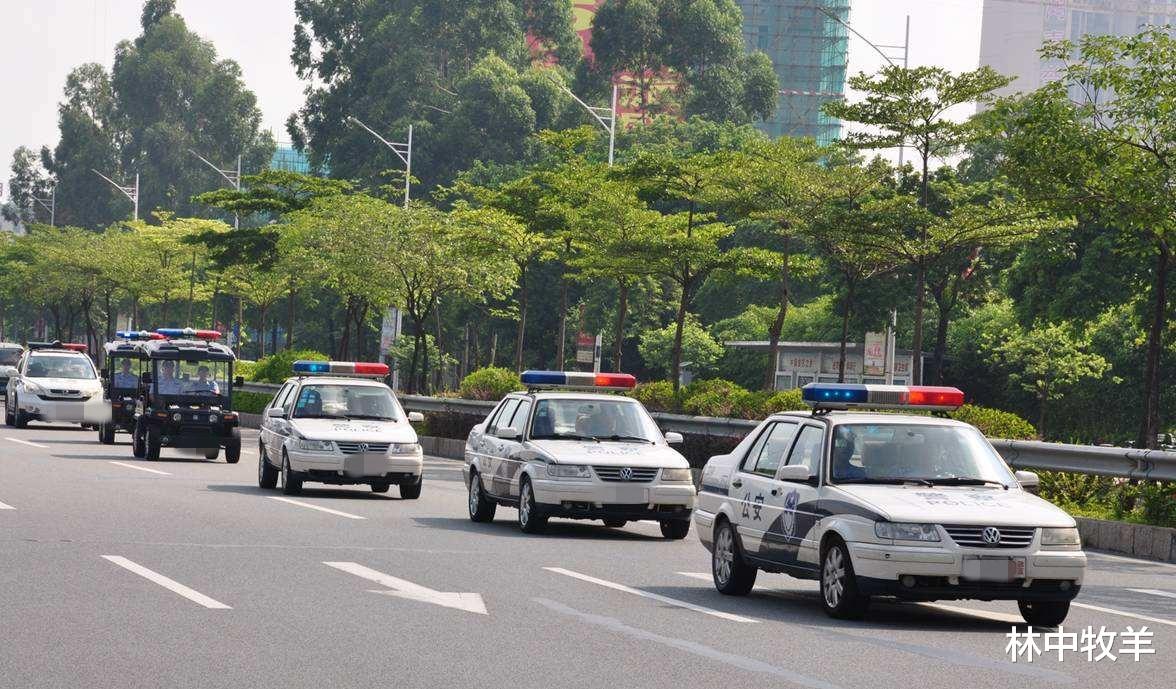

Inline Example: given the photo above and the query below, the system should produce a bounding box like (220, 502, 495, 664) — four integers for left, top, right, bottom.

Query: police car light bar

(520, 370, 637, 391)
(801, 383, 965, 411)
(292, 360, 389, 378)
(116, 330, 166, 341)
(27, 341, 88, 352)
(156, 328, 222, 340)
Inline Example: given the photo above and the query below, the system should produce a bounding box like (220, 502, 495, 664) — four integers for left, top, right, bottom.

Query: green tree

(824, 65, 1013, 383)
(638, 313, 723, 378)
(5, 147, 53, 225)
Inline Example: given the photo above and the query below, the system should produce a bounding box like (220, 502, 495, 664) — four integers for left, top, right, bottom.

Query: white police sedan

(694, 383, 1086, 627)
(463, 371, 696, 537)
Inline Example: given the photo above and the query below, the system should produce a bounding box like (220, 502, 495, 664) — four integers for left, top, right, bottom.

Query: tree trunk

(1037, 391, 1048, 441)
(670, 285, 691, 393)
(911, 262, 926, 385)
(555, 255, 569, 369)
(837, 280, 855, 383)
(235, 296, 244, 358)
(489, 331, 497, 368)
(286, 284, 296, 349)
(407, 316, 424, 395)
(613, 280, 629, 372)
(514, 265, 527, 373)
(257, 307, 267, 359)
(763, 236, 791, 391)
(1138, 240, 1170, 449)
(433, 307, 444, 391)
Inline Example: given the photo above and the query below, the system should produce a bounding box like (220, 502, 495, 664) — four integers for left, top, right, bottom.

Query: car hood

(0, 365, 17, 376)
(27, 377, 102, 392)
(833, 484, 1076, 528)
(528, 439, 688, 468)
(291, 418, 419, 443)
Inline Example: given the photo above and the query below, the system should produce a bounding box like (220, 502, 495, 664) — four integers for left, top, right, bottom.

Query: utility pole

(347, 116, 413, 207)
(189, 150, 242, 229)
(92, 170, 139, 220)
(31, 185, 56, 226)
(554, 80, 618, 166)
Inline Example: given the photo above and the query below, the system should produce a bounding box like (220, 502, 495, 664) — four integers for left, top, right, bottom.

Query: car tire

(1018, 600, 1070, 627)
(602, 519, 627, 528)
(467, 470, 496, 522)
(13, 396, 28, 429)
(132, 423, 146, 458)
(399, 478, 422, 500)
(145, 426, 162, 461)
(224, 431, 241, 464)
(517, 477, 547, 534)
(820, 538, 870, 619)
(370, 481, 391, 493)
(99, 423, 115, 445)
(712, 519, 757, 595)
(257, 444, 278, 489)
(280, 452, 303, 495)
(204, 448, 219, 460)
(5, 400, 15, 426)
(660, 519, 690, 540)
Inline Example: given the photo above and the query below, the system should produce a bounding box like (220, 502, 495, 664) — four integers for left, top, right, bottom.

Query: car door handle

(770, 487, 780, 496)
(731, 479, 743, 489)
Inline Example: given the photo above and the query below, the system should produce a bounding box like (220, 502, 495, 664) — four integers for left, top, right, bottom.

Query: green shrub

(251, 349, 329, 384)
(950, 404, 1037, 439)
(683, 378, 744, 399)
(765, 389, 806, 413)
(458, 366, 521, 401)
(731, 389, 774, 419)
(683, 388, 747, 417)
(629, 381, 679, 412)
(233, 390, 274, 414)
(234, 359, 257, 381)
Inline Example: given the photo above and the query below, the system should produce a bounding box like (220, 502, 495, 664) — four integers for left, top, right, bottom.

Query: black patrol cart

(98, 331, 156, 444)
(132, 329, 244, 462)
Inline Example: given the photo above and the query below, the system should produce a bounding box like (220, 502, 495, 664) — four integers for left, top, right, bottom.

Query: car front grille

(593, 466, 659, 482)
(337, 441, 390, 455)
(943, 525, 1036, 548)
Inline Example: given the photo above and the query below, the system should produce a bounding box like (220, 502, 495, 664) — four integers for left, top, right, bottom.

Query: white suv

(5, 344, 109, 428)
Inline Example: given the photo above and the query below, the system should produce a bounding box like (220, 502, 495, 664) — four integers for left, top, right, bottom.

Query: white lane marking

(268, 496, 366, 520)
(1128, 588, 1176, 600)
(918, 602, 1024, 624)
(5, 437, 48, 449)
(102, 555, 231, 609)
(1072, 602, 1176, 627)
(1086, 551, 1176, 571)
(678, 571, 712, 582)
(108, 461, 171, 476)
(324, 561, 487, 615)
(0, 499, 14, 510)
(545, 567, 758, 623)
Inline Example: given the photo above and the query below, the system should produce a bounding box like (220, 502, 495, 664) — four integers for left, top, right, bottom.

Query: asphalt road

(1, 422, 1173, 689)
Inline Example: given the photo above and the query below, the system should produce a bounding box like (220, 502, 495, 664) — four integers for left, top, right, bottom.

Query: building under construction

(734, 0, 850, 144)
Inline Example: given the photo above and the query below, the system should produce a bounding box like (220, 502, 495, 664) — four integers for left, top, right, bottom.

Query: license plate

(962, 556, 1026, 582)
(614, 485, 647, 503)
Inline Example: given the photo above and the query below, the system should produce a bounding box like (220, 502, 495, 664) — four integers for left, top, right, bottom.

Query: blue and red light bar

(116, 330, 166, 341)
(801, 383, 964, 411)
(292, 360, 389, 378)
(27, 341, 88, 352)
(520, 370, 637, 391)
(156, 328, 222, 340)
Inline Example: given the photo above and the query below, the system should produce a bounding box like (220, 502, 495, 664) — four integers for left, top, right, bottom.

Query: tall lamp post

(554, 80, 618, 167)
(31, 185, 56, 227)
(189, 150, 242, 229)
(91, 169, 139, 221)
(347, 116, 413, 208)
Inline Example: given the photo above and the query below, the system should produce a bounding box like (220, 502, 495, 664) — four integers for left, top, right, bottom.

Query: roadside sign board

(864, 331, 887, 376)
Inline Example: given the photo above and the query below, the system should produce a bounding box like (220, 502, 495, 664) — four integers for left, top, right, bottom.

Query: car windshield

(0, 349, 21, 366)
(26, 354, 96, 380)
(154, 359, 229, 399)
(291, 384, 400, 420)
(530, 398, 660, 442)
(830, 423, 1015, 486)
(110, 357, 143, 391)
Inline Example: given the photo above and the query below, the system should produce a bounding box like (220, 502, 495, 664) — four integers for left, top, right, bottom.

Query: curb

(1075, 517, 1176, 563)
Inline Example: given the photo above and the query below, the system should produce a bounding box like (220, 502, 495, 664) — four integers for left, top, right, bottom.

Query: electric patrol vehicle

(463, 370, 695, 537)
(5, 341, 109, 428)
(98, 330, 162, 444)
(258, 360, 426, 497)
(0, 342, 22, 397)
(694, 383, 1086, 627)
(131, 328, 243, 462)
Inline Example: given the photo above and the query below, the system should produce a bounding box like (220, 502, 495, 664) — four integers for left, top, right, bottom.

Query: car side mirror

(407, 411, 424, 423)
(494, 426, 521, 440)
(266, 406, 286, 419)
(777, 465, 814, 483)
(234, 376, 245, 388)
(664, 431, 684, 445)
(1015, 470, 1040, 491)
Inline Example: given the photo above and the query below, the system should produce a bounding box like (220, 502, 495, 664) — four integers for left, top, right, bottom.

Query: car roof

(512, 390, 641, 402)
(142, 338, 235, 361)
(287, 376, 390, 388)
(28, 349, 89, 357)
(772, 410, 973, 428)
(0, 342, 21, 349)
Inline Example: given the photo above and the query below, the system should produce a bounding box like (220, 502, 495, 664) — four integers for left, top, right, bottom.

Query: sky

(0, 0, 983, 203)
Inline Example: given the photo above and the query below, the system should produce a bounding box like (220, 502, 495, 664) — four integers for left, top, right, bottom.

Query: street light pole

(32, 185, 56, 226)
(92, 169, 139, 221)
(189, 150, 242, 229)
(347, 116, 413, 208)
(555, 80, 618, 166)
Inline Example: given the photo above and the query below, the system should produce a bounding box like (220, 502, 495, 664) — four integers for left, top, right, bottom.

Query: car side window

(785, 425, 825, 477)
(508, 399, 532, 435)
(488, 398, 520, 434)
(752, 422, 799, 478)
(271, 383, 294, 412)
(740, 423, 776, 473)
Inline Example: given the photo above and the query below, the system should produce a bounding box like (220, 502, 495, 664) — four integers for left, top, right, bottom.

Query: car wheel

(517, 477, 547, 534)
(280, 452, 303, 495)
(1018, 600, 1070, 627)
(204, 448, 219, 460)
(223, 431, 241, 464)
(13, 396, 28, 429)
(467, 470, 496, 522)
(821, 538, 870, 619)
(399, 478, 422, 500)
(145, 426, 162, 461)
(660, 520, 690, 540)
(602, 519, 627, 528)
(712, 519, 757, 595)
(370, 481, 390, 493)
(132, 423, 146, 458)
(5, 399, 15, 426)
(99, 423, 115, 445)
(257, 444, 278, 489)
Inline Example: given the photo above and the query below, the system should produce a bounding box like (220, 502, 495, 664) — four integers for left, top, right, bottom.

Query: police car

(258, 360, 426, 498)
(463, 371, 695, 537)
(0, 342, 23, 397)
(695, 383, 1086, 627)
(4, 342, 110, 428)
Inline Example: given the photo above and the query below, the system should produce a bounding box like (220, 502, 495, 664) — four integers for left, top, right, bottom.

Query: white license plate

(613, 485, 648, 503)
(962, 556, 1026, 582)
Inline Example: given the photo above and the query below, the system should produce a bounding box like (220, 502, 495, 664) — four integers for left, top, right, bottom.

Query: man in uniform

(185, 365, 220, 395)
(112, 359, 138, 389)
(157, 360, 181, 395)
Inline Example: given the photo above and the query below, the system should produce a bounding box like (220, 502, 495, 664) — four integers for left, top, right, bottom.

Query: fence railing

(237, 384, 1176, 480)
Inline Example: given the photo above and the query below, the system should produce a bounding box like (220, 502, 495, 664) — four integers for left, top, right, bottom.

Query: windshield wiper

(297, 413, 352, 420)
(837, 477, 934, 486)
(531, 433, 599, 442)
(593, 434, 653, 444)
(926, 476, 1008, 489)
(349, 414, 395, 421)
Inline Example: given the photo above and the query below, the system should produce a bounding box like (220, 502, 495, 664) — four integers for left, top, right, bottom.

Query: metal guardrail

(232, 384, 1176, 480)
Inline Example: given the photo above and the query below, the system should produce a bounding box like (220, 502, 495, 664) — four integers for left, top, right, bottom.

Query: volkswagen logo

(358, 442, 370, 453)
(618, 467, 634, 481)
(981, 526, 1002, 545)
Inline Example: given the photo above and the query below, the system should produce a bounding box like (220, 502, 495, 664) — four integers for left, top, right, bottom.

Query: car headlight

(22, 380, 46, 395)
(660, 468, 693, 482)
(875, 522, 941, 542)
(548, 463, 591, 479)
(296, 439, 336, 452)
(1041, 527, 1081, 549)
(389, 442, 421, 455)
(208, 414, 219, 424)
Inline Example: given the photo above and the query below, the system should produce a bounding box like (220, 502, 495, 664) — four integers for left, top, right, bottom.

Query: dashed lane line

(5, 437, 48, 449)
(1072, 601, 1176, 627)
(268, 496, 366, 520)
(0, 499, 14, 510)
(545, 567, 758, 624)
(1128, 588, 1176, 600)
(102, 555, 231, 609)
(108, 461, 171, 476)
